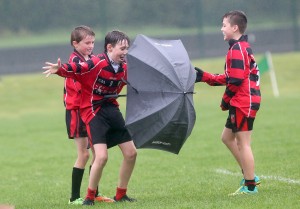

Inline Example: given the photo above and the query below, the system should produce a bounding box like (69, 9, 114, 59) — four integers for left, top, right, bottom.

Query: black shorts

(86, 103, 131, 148)
(225, 106, 255, 133)
(66, 109, 88, 139)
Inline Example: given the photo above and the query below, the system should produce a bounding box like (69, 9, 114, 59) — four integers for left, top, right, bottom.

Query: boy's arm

(59, 56, 106, 77)
(195, 67, 226, 86)
(56, 63, 81, 79)
(43, 56, 102, 79)
(43, 58, 79, 79)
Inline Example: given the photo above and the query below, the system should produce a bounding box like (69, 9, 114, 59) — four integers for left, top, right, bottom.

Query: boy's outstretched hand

(195, 67, 204, 82)
(42, 58, 61, 77)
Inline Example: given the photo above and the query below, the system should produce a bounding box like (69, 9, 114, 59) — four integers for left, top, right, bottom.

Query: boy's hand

(220, 99, 229, 111)
(195, 67, 204, 82)
(42, 58, 61, 77)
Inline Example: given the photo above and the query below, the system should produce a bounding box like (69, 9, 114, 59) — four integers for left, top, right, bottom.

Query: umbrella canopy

(125, 34, 196, 154)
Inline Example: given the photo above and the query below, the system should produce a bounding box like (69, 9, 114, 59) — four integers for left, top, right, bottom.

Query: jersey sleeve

(56, 56, 105, 79)
(201, 71, 226, 86)
(56, 62, 81, 79)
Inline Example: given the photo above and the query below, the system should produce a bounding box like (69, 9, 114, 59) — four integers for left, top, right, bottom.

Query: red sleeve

(202, 71, 226, 86)
(56, 63, 77, 79)
(56, 56, 107, 79)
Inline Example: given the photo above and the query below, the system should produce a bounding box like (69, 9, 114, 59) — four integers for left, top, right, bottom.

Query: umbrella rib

(121, 78, 139, 94)
(130, 90, 195, 94)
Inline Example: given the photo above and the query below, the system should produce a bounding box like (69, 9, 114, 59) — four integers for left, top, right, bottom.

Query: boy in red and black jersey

(195, 11, 261, 195)
(65, 26, 95, 205)
(64, 26, 113, 205)
(43, 30, 137, 205)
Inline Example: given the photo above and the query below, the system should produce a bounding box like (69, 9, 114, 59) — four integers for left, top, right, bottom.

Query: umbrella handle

(93, 94, 127, 106)
(103, 94, 127, 98)
(183, 91, 196, 94)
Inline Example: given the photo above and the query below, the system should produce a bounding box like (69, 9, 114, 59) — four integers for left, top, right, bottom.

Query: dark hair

(70, 25, 95, 46)
(223, 10, 247, 34)
(104, 30, 130, 52)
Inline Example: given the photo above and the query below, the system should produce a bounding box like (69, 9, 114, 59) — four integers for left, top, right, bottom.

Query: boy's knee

(95, 155, 108, 166)
(221, 132, 235, 145)
(221, 135, 228, 144)
(78, 149, 90, 162)
(83, 150, 90, 160)
(125, 149, 137, 161)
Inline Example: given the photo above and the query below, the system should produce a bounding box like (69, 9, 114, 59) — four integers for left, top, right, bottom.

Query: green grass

(0, 52, 299, 209)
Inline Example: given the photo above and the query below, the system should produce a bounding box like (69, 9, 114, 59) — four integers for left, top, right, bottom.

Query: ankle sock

(89, 165, 100, 197)
(245, 179, 256, 191)
(86, 188, 97, 201)
(70, 167, 84, 201)
(115, 187, 127, 200)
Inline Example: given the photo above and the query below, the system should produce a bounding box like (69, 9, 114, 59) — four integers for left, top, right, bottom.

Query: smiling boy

(195, 11, 261, 195)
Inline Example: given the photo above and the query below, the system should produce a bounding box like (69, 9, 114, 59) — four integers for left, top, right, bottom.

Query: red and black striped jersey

(57, 53, 127, 124)
(64, 50, 94, 110)
(201, 35, 261, 118)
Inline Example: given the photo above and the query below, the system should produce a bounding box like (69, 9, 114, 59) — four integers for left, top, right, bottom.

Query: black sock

(245, 179, 256, 191)
(89, 165, 99, 197)
(70, 167, 84, 201)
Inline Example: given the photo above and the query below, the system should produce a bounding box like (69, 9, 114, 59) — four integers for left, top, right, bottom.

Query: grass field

(0, 52, 299, 209)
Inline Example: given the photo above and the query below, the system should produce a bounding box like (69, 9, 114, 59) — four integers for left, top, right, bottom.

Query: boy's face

(107, 39, 129, 64)
(73, 35, 95, 58)
(221, 17, 238, 41)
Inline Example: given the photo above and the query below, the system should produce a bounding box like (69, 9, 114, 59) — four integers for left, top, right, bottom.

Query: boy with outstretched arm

(65, 25, 114, 205)
(195, 10, 261, 195)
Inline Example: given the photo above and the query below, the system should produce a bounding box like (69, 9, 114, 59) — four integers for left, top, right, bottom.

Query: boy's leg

(74, 137, 90, 168)
(69, 137, 89, 203)
(67, 109, 90, 204)
(221, 127, 243, 169)
(114, 141, 137, 202)
(70, 167, 84, 203)
(84, 144, 108, 201)
(84, 138, 114, 203)
(226, 107, 257, 195)
(118, 141, 137, 188)
(229, 130, 257, 195)
(235, 131, 255, 181)
(234, 107, 256, 183)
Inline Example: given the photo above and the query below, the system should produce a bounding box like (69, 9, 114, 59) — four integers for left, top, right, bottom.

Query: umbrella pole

(92, 94, 127, 106)
(183, 91, 195, 95)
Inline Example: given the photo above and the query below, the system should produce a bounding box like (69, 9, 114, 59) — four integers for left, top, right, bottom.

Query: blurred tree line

(0, 0, 298, 34)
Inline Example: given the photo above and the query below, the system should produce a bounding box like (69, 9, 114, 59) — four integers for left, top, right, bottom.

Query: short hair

(223, 10, 247, 34)
(70, 25, 95, 46)
(104, 30, 130, 52)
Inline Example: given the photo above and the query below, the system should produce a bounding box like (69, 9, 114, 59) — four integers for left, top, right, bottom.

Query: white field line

(215, 168, 300, 185)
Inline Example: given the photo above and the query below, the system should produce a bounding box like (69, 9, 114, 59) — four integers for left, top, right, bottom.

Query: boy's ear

(72, 41, 78, 48)
(107, 43, 113, 52)
(232, 25, 239, 33)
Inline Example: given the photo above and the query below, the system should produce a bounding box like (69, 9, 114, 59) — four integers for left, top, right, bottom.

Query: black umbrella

(125, 34, 196, 154)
